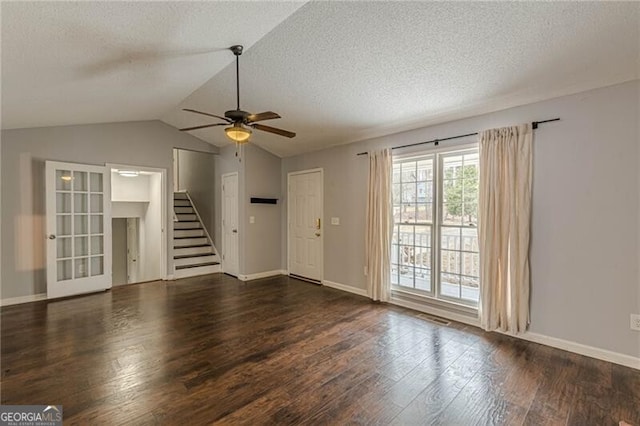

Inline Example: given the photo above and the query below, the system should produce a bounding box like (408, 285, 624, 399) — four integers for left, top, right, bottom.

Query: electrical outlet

(631, 314, 640, 331)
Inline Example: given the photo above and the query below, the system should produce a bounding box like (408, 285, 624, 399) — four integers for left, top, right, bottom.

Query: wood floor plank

(390, 341, 491, 425)
(2, 274, 639, 425)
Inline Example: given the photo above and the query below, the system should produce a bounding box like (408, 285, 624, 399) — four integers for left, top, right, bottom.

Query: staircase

(173, 192, 221, 278)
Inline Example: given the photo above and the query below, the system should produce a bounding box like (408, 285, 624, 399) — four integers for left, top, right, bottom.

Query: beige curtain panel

(365, 148, 393, 302)
(478, 123, 533, 333)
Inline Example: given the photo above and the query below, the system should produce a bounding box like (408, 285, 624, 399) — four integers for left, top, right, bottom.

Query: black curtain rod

(356, 118, 560, 156)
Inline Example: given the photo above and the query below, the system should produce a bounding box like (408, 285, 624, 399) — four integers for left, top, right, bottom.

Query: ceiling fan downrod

(230, 45, 243, 111)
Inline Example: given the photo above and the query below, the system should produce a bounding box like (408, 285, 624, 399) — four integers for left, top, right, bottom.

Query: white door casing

(222, 172, 239, 276)
(288, 169, 323, 282)
(46, 161, 112, 299)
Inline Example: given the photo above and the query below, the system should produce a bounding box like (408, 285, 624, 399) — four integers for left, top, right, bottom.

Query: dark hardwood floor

(1, 274, 638, 425)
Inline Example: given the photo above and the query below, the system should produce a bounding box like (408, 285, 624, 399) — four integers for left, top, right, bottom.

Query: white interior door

(126, 218, 139, 283)
(46, 161, 112, 299)
(222, 173, 239, 276)
(288, 169, 323, 282)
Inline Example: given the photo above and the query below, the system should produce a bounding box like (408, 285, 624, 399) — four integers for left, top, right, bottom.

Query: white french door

(288, 169, 323, 282)
(46, 161, 112, 299)
(222, 173, 239, 277)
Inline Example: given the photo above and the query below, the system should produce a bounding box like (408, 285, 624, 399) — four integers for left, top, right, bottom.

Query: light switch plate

(631, 314, 640, 331)
(331, 217, 340, 225)
(249, 216, 255, 224)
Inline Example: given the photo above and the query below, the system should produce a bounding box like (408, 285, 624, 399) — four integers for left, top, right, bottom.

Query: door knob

(232, 229, 238, 233)
(48, 234, 56, 240)
(315, 232, 321, 237)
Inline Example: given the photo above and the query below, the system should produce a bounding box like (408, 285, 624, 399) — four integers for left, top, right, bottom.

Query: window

(391, 147, 480, 307)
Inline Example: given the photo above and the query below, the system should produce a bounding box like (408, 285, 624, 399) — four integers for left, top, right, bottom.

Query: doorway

(287, 168, 323, 282)
(221, 172, 239, 277)
(112, 218, 140, 285)
(109, 164, 166, 284)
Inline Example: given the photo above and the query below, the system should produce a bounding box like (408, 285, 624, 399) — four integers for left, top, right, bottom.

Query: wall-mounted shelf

(250, 197, 278, 204)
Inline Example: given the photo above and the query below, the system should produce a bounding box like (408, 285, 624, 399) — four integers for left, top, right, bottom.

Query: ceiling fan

(180, 45, 295, 143)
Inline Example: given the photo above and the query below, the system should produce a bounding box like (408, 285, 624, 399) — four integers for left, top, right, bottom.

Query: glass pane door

(46, 161, 111, 299)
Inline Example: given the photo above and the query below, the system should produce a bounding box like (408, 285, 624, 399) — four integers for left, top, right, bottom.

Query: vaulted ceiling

(3, 2, 639, 157)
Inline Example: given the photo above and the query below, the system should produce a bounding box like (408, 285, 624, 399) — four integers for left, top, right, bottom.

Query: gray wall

(212, 144, 281, 276)
(281, 144, 369, 286)
(176, 149, 216, 238)
(244, 144, 282, 275)
(112, 218, 127, 286)
(282, 80, 640, 358)
(1, 120, 217, 299)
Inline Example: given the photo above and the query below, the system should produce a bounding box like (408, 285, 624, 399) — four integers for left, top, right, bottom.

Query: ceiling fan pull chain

(235, 141, 243, 162)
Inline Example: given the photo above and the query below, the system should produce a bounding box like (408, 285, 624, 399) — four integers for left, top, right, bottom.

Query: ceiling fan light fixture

(225, 124, 251, 143)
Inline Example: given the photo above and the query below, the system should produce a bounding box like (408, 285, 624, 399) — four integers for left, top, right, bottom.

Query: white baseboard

(517, 331, 640, 370)
(322, 280, 368, 297)
(238, 270, 286, 282)
(1, 293, 47, 307)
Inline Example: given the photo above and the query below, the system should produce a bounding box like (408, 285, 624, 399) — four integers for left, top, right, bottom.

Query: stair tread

(174, 244, 211, 249)
(172, 192, 219, 271)
(174, 253, 217, 259)
(176, 262, 220, 270)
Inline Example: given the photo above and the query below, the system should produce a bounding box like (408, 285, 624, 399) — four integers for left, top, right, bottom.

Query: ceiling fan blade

(179, 123, 227, 132)
(247, 111, 281, 123)
(182, 108, 231, 122)
(252, 123, 296, 138)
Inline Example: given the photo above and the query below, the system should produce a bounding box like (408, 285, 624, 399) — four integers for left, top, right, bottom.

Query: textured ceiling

(1, 1, 305, 129)
(163, 1, 639, 157)
(2, 2, 639, 158)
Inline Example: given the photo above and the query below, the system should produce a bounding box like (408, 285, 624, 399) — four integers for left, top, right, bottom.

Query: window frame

(391, 143, 480, 309)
